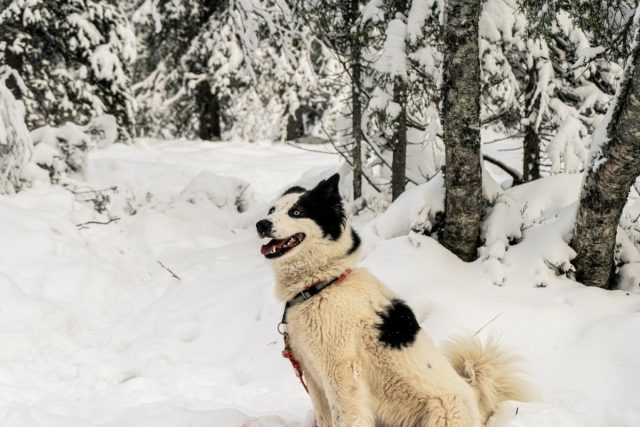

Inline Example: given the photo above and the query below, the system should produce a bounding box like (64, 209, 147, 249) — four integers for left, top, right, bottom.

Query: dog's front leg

(306, 373, 332, 427)
(324, 359, 373, 427)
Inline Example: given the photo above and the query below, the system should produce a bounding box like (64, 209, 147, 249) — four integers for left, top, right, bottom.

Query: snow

(68, 13, 103, 48)
(0, 67, 32, 194)
(375, 18, 408, 78)
(0, 139, 639, 427)
(548, 116, 587, 174)
(91, 45, 125, 83)
(407, 0, 434, 43)
(362, 0, 384, 23)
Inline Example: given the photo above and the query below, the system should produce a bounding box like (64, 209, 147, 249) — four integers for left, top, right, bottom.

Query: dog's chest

(285, 302, 323, 358)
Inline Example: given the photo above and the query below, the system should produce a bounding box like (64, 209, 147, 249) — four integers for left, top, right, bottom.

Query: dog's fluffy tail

(444, 335, 530, 423)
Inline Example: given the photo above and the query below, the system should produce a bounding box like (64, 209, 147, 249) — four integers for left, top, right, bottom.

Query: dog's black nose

(256, 219, 273, 238)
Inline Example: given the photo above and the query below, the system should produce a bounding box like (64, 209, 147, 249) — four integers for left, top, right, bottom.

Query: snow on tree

(0, 66, 32, 194)
(0, 0, 136, 139)
(481, 0, 621, 181)
(132, 0, 328, 143)
(303, 0, 443, 203)
(290, 0, 372, 199)
(132, 0, 225, 139)
(362, 0, 443, 201)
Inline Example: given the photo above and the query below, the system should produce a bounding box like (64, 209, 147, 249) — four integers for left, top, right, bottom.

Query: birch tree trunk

(572, 36, 640, 288)
(441, 0, 482, 262)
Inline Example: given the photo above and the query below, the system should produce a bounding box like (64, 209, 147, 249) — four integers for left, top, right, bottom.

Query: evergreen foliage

(0, 0, 136, 139)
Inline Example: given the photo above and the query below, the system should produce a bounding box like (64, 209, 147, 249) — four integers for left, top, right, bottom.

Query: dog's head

(256, 173, 348, 261)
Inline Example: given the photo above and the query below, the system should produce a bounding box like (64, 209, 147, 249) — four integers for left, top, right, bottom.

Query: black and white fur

(256, 174, 528, 427)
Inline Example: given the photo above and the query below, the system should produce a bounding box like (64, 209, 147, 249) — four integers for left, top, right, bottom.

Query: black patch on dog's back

(282, 186, 306, 196)
(347, 228, 361, 255)
(294, 174, 345, 240)
(376, 299, 420, 349)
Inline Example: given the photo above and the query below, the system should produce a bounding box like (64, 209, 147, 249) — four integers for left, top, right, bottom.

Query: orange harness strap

(282, 347, 309, 393)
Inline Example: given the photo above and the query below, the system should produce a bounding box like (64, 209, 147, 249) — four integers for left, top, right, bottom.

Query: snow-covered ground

(0, 139, 639, 427)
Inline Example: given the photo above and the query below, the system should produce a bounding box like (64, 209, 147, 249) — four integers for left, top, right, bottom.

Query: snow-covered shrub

(179, 171, 253, 213)
(480, 174, 583, 286)
(615, 185, 640, 292)
(479, 173, 529, 285)
(365, 174, 445, 240)
(30, 115, 117, 183)
(480, 174, 527, 259)
(0, 67, 32, 194)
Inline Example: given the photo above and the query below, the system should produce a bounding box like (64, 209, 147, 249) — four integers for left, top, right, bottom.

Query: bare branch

(483, 154, 522, 185)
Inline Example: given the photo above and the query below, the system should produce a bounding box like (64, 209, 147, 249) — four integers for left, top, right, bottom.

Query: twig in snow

(472, 312, 504, 337)
(76, 217, 121, 228)
(284, 140, 334, 154)
(67, 186, 117, 195)
(157, 260, 181, 280)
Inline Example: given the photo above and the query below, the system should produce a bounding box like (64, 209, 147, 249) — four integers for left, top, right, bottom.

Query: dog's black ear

(311, 173, 341, 200)
(299, 173, 345, 239)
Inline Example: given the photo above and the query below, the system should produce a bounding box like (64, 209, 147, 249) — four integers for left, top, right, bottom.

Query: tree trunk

(523, 124, 540, 181)
(197, 80, 221, 141)
(350, 0, 363, 200)
(522, 62, 541, 182)
(286, 106, 304, 140)
(391, 77, 407, 200)
(4, 47, 22, 100)
(441, 0, 483, 262)
(571, 37, 640, 288)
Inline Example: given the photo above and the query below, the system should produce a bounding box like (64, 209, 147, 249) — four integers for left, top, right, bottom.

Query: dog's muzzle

(256, 219, 273, 238)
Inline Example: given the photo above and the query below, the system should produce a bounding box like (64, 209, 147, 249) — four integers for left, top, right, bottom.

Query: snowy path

(0, 140, 638, 426)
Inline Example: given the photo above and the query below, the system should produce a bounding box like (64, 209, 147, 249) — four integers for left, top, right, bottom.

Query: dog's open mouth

(260, 233, 306, 259)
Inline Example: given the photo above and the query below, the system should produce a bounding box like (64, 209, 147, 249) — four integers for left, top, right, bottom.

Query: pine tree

(481, 0, 619, 183)
(361, 0, 443, 200)
(132, 0, 229, 139)
(0, 0, 136, 139)
(133, 0, 326, 142)
(295, 0, 371, 199)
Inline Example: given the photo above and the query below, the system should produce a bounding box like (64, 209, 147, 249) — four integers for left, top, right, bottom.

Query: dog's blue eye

(268, 207, 275, 215)
(292, 210, 301, 216)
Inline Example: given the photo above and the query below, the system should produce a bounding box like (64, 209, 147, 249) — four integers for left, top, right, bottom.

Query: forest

(0, 0, 640, 426)
(2, 0, 640, 289)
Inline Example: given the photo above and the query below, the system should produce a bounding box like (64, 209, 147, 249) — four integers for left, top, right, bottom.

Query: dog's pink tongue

(260, 239, 283, 256)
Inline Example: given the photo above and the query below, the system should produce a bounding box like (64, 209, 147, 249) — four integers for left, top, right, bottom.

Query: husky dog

(256, 173, 528, 427)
